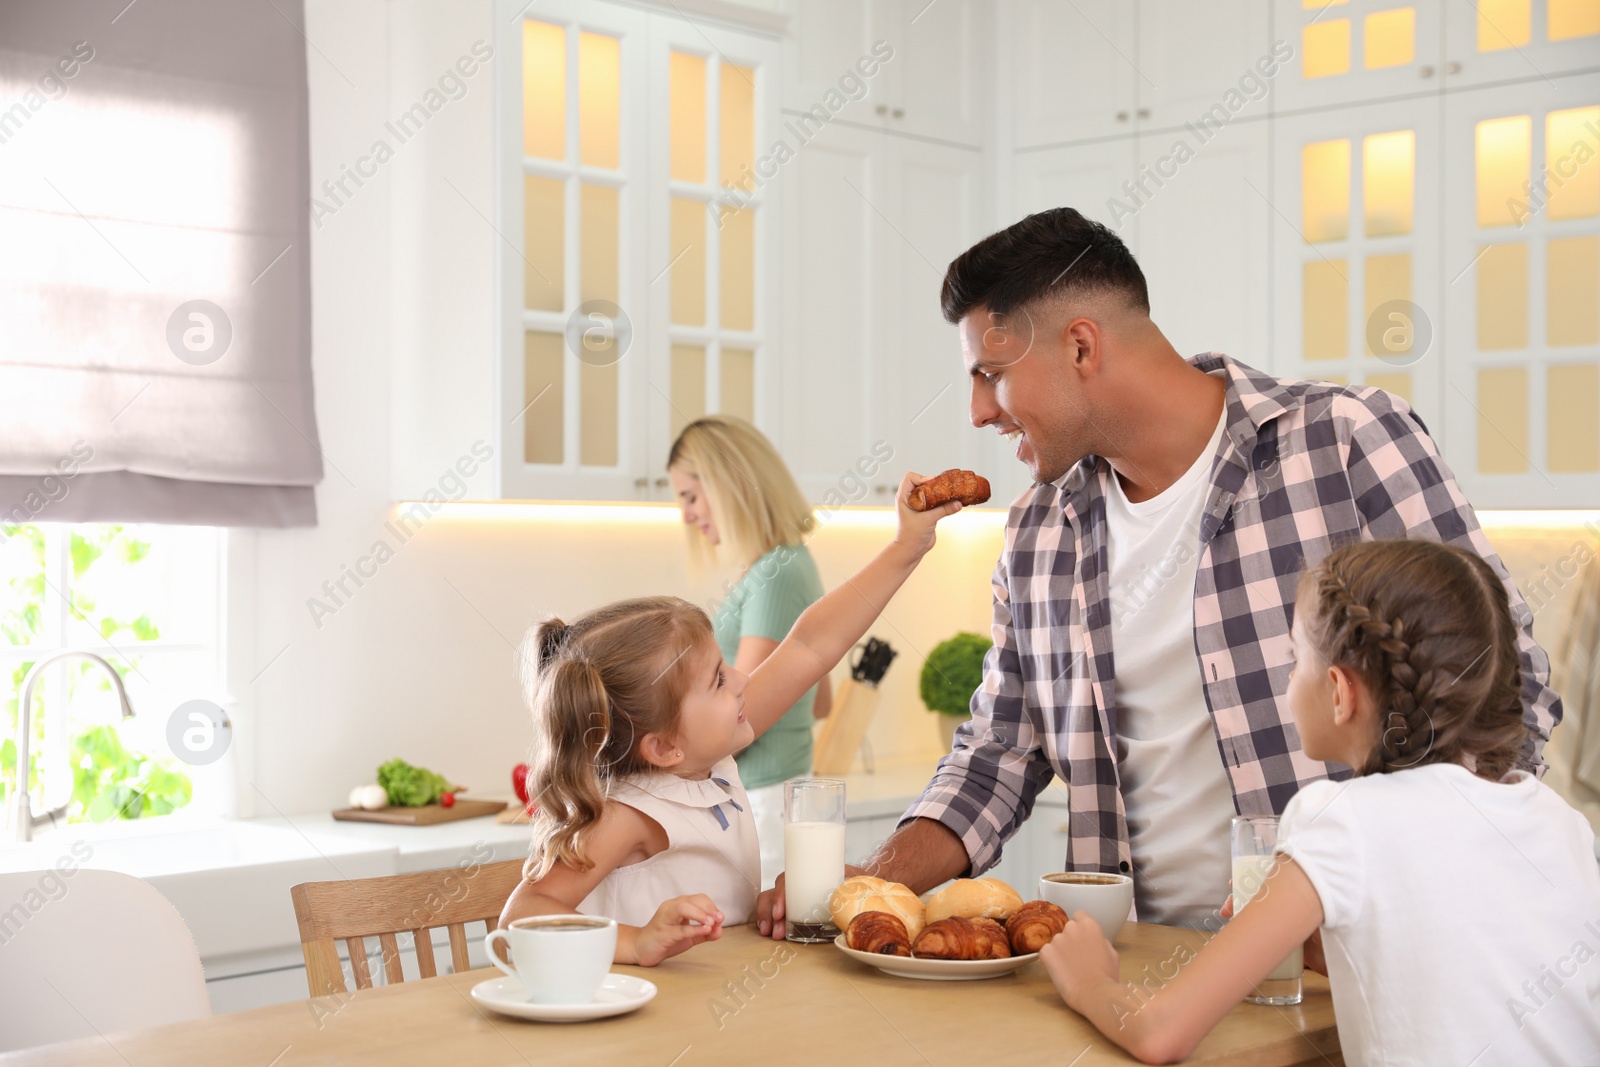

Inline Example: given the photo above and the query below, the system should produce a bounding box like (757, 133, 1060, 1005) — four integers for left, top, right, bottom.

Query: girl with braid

(1042, 539, 1600, 1065)
(496, 473, 962, 966)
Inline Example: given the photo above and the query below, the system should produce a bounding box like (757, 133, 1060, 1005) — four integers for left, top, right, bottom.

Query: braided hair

(1295, 539, 1526, 781)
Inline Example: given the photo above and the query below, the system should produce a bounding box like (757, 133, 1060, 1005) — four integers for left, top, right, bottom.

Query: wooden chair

(290, 859, 525, 996)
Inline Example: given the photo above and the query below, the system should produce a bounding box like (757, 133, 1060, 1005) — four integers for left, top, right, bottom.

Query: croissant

(846, 911, 912, 957)
(1006, 900, 1068, 954)
(907, 469, 991, 512)
(911, 916, 1012, 960)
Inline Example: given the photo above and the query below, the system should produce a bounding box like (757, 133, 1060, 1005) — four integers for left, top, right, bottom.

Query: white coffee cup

(484, 914, 617, 1004)
(1038, 873, 1135, 940)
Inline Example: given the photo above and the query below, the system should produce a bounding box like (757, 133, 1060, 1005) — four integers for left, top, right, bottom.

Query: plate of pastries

(829, 875, 1068, 981)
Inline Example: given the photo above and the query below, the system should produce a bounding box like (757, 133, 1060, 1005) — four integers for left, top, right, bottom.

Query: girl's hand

(1219, 887, 1328, 975)
(1039, 912, 1121, 1012)
(893, 472, 962, 559)
(632, 894, 725, 967)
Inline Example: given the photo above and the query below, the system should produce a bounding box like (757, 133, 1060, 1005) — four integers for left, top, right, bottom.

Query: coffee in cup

(484, 914, 617, 1004)
(1038, 872, 1135, 940)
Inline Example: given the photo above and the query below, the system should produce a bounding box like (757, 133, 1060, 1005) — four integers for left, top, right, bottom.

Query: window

(2, 522, 224, 825)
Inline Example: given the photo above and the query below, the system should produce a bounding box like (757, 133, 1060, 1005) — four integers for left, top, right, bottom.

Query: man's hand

(1219, 889, 1326, 976)
(755, 865, 870, 940)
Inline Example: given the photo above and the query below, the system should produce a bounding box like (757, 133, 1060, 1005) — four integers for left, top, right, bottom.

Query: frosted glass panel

(1303, 140, 1351, 243)
(579, 360, 618, 467)
(721, 347, 755, 422)
(721, 65, 756, 189)
(720, 206, 755, 331)
(1549, 363, 1600, 472)
(1364, 253, 1412, 356)
(1546, 107, 1600, 221)
(1363, 131, 1414, 236)
(1304, 0, 1348, 6)
(1304, 259, 1349, 361)
(523, 21, 565, 160)
(670, 197, 706, 326)
(580, 184, 619, 304)
(1366, 372, 1412, 403)
(1548, 237, 1600, 347)
(1549, 0, 1600, 40)
(1477, 367, 1529, 474)
(1476, 116, 1531, 228)
(579, 33, 620, 169)
(524, 331, 563, 464)
(1364, 8, 1415, 69)
(670, 52, 708, 184)
(671, 344, 706, 441)
(1477, 0, 1531, 51)
(1477, 243, 1529, 350)
(524, 175, 564, 312)
(1303, 20, 1351, 78)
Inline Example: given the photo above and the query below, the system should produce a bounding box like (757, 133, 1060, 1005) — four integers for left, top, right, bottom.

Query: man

(758, 207, 1562, 935)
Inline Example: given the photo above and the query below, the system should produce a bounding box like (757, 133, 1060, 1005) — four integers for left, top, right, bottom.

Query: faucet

(7, 651, 136, 842)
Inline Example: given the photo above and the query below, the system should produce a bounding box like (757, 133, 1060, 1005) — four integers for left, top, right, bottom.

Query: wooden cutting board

(332, 798, 507, 825)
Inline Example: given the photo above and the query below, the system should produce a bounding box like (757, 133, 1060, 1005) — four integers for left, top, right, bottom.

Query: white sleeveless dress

(576, 755, 761, 928)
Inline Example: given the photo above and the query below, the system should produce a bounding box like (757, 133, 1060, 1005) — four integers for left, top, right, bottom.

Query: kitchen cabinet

(778, 122, 987, 504)
(1134, 0, 1275, 133)
(1272, 0, 1446, 112)
(1441, 0, 1600, 91)
(782, 0, 987, 147)
(1011, 0, 1140, 146)
(1440, 72, 1600, 508)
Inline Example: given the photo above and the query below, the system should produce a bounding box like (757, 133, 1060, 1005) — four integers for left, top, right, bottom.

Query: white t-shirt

(1106, 409, 1235, 927)
(1281, 763, 1600, 1066)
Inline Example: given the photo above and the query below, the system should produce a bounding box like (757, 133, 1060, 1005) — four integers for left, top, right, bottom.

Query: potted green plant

(920, 632, 992, 749)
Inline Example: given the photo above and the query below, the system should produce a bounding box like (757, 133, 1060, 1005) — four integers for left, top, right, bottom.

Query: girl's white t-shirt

(1280, 763, 1600, 1066)
(577, 755, 761, 928)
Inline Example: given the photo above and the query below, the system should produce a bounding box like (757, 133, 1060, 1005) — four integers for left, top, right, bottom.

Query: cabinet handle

(892, 107, 904, 119)
(876, 104, 888, 116)
(1446, 61, 1462, 75)
(654, 477, 669, 488)
(1419, 64, 1435, 78)
(873, 484, 892, 495)
(634, 477, 649, 489)
(1136, 107, 1149, 119)
(1115, 110, 1129, 122)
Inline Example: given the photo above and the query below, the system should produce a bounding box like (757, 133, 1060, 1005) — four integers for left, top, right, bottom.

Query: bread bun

(829, 875, 926, 940)
(924, 877, 1024, 923)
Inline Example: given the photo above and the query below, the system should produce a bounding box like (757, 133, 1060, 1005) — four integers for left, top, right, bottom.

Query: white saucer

(834, 934, 1039, 981)
(469, 973, 657, 1022)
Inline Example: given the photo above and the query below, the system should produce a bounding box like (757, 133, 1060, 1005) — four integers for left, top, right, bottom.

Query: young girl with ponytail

(1042, 538, 1600, 1065)
(497, 474, 964, 967)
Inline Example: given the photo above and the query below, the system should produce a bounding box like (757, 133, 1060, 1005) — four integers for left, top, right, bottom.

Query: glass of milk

(1230, 815, 1304, 1006)
(783, 778, 847, 943)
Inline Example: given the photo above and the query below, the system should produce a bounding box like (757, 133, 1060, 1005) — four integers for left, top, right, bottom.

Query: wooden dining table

(1, 922, 1342, 1066)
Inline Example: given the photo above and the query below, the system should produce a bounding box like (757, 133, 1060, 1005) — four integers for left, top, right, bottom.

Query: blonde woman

(667, 416, 832, 890)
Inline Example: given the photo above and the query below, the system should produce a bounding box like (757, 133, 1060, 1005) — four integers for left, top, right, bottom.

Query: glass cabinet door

(1442, 73, 1600, 507)
(1273, 0, 1445, 110)
(1271, 98, 1443, 432)
(1442, 0, 1600, 89)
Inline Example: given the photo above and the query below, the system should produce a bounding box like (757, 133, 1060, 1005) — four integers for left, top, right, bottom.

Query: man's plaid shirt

(902, 353, 1563, 879)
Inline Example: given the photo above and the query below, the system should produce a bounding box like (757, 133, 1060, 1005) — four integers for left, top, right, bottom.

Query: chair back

(0, 868, 210, 1052)
(290, 859, 525, 996)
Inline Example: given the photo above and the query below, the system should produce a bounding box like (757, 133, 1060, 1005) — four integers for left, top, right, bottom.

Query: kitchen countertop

(0, 921, 1341, 1067)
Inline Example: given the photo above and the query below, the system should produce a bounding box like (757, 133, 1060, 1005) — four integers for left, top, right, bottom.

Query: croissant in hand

(911, 916, 1012, 960)
(1006, 900, 1068, 955)
(907, 469, 991, 512)
(847, 911, 912, 957)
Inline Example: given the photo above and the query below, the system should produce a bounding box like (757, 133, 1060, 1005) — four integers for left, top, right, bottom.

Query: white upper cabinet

(783, 0, 987, 147)
(493, 0, 780, 501)
(1273, 0, 1446, 110)
(1134, 0, 1275, 130)
(1011, 0, 1140, 146)
(1270, 97, 1444, 434)
(1440, 73, 1600, 508)
(1442, 0, 1600, 89)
